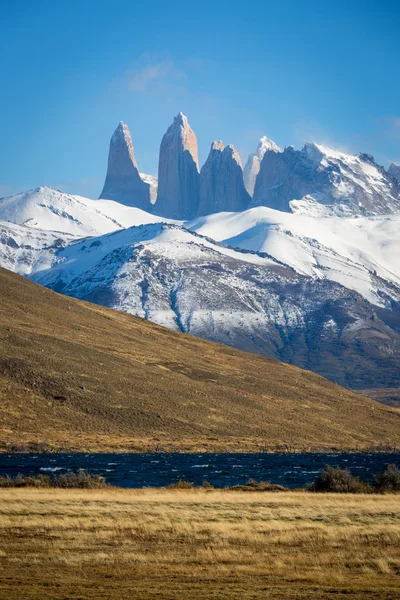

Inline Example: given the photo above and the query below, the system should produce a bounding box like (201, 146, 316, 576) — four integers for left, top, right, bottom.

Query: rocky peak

(244, 136, 282, 196)
(198, 141, 251, 216)
(99, 121, 151, 210)
(224, 144, 243, 167)
(303, 141, 325, 162)
(389, 162, 400, 183)
(155, 113, 200, 219)
(252, 141, 400, 216)
(211, 140, 225, 152)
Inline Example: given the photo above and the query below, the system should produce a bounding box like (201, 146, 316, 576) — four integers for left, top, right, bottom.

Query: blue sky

(1, 0, 399, 198)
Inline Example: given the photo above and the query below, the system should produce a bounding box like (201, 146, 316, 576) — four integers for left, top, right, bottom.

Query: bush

(0, 474, 53, 488)
(374, 464, 400, 492)
(228, 478, 288, 492)
(0, 469, 108, 489)
(309, 466, 372, 493)
(202, 480, 214, 489)
(167, 480, 193, 489)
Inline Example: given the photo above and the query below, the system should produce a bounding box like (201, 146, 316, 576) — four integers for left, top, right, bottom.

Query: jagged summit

(389, 162, 400, 183)
(244, 136, 282, 196)
(252, 141, 400, 216)
(198, 141, 250, 216)
(258, 136, 281, 154)
(155, 112, 200, 219)
(225, 144, 243, 167)
(99, 121, 151, 210)
(211, 140, 225, 152)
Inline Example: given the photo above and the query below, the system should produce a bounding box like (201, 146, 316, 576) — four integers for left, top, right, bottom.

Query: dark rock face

(198, 142, 251, 216)
(252, 143, 400, 216)
(155, 113, 200, 219)
(99, 122, 151, 210)
(389, 162, 400, 183)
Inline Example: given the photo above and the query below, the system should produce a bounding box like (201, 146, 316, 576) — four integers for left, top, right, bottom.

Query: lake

(0, 452, 398, 488)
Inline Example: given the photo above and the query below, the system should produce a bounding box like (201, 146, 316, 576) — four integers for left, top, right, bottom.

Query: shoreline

(1, 438, 399, 455)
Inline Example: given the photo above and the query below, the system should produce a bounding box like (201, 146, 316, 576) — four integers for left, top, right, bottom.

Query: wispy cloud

(127, 55, 187, 95)
(292, 119, 352, 153)
(386, 116, 400, 139)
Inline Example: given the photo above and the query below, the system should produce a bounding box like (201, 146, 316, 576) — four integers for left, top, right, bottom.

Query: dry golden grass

(0, 488, 399, 599)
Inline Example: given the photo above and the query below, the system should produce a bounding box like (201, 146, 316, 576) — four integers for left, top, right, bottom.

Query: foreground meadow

(0, 488, 399, 599)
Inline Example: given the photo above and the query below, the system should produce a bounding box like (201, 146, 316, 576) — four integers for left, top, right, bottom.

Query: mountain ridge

(1, 267, 399, 452)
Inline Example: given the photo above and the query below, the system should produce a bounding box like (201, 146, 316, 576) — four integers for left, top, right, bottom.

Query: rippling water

(0, 453, 398, 488)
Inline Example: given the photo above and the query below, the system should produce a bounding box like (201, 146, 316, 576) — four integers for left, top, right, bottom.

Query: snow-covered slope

(30, 221, 400, 390)
(0, 220, 74, 275)
(252, 142, 400, 216)
(1, 180, 400, 392)
(0, 186, 169, 237)
(188, 207, 400, 308)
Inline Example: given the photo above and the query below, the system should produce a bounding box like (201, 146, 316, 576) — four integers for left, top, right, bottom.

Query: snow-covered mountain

(1, 110, 400, 396)
(0, 186, 169, 238)
(97, 114, 399, 220)
(252, 142, 400, 216)
(188, 207, 400, 309)
(0, 220, 74, 275)
(29, 221, 400, 390)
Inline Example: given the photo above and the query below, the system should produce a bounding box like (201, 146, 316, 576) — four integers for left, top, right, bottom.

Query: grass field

(0, 488, 399, 599)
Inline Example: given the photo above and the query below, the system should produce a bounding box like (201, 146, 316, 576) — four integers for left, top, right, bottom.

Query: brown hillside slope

(0, 268, 399, 452)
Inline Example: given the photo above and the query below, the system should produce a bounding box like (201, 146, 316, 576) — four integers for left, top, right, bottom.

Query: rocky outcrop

(198, 141, 251, 216)
(252, 142, 400, 216)
(155, 113, 200, 219)
(99, 122, 151, 210)
(244, 137, 282, 196)
(389, 162, 400, 183)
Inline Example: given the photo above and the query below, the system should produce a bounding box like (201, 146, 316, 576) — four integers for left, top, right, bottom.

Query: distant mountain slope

(252, 142, 400, 216)
(0, 220, 74, 275)
(30, 222, 400, 391)
(0, 186, 168, 238)
(1, 267, 399, 452)
(189, 207, 400, 308)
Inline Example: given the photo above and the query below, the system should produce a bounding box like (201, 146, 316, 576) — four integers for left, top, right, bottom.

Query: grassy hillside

(0, 267, 399, 452)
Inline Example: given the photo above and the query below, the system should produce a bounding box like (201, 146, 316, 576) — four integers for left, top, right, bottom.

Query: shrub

(0, 469, 108, 489)
(0, 474, 52, 488)
(167, 480, 193, 489)
(228, 479, 288, 492)
(374, 464, 400, 492)
(202, 480, 214, 489)
(309, 466, 372, 493)
(55, 469, 108, 489)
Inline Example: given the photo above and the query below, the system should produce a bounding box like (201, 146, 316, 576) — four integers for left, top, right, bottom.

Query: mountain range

(1, 113, 399, 403)
(96, 113, 400, 219)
